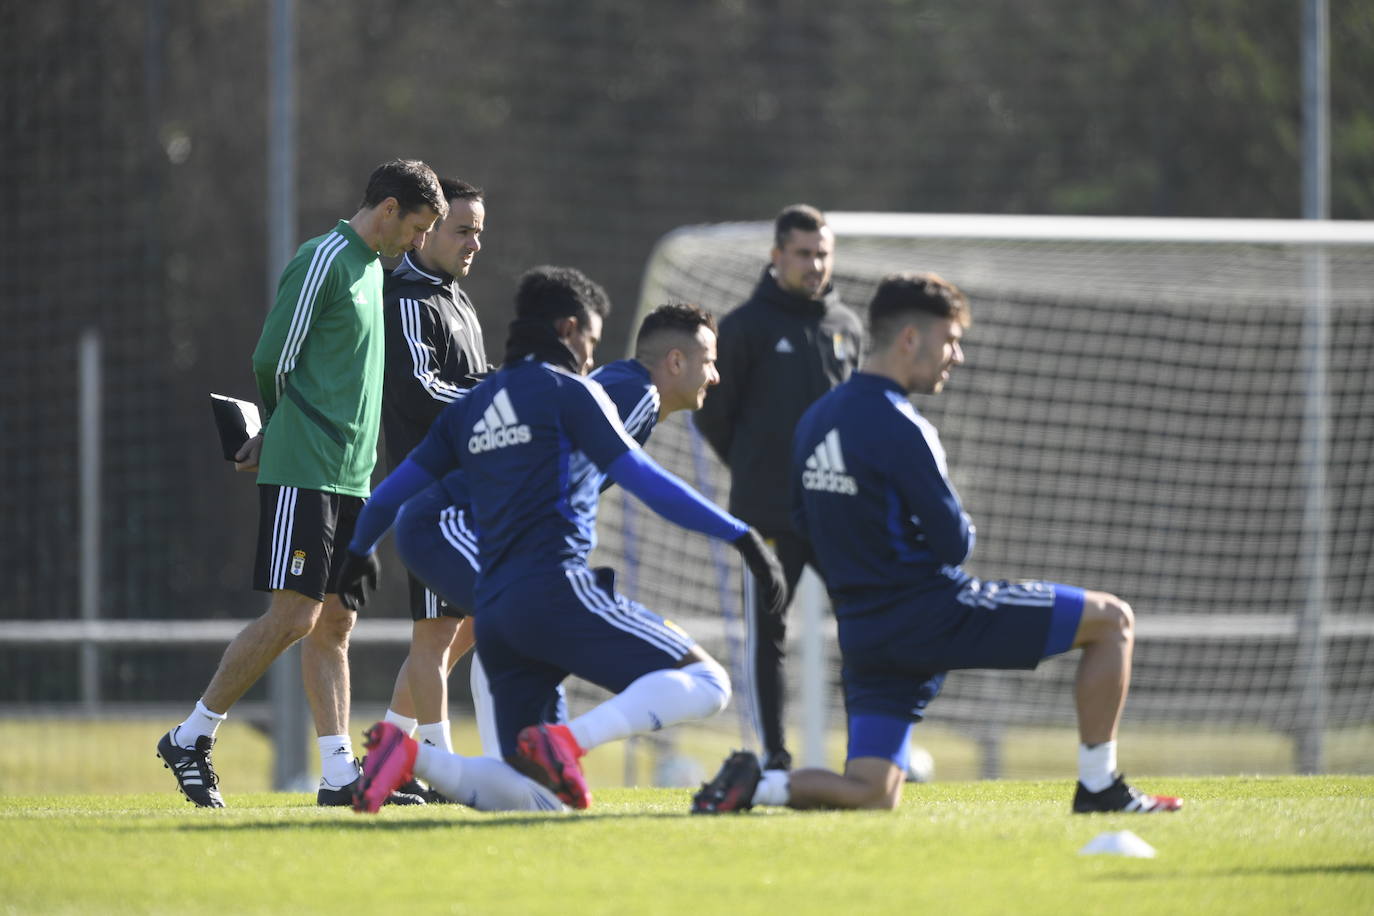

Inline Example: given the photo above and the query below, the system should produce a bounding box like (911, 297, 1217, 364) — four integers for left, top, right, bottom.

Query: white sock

(751, 769, 791, 807)
(1078, 740, 1118, 793)
(318, 735, 359, 787)
(470, 653, 502, 759)
(383, 709, 418, 736)
(174, 700, 226, 748)
(415, 744, 564, 812)
(568, 661, 730, 752)
(417, 721, 454, 754)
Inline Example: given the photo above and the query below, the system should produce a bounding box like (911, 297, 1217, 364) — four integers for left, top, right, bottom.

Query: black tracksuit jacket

(693, 267, 864, 534)
(381, 252, 491, 470)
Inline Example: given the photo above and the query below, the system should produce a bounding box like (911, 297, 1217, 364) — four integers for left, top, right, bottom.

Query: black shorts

(406, 573, 462, 621)
(253, 485, 364, 602)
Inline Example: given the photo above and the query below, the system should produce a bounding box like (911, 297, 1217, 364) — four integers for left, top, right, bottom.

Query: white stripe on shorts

(438, 506, 480, 572)
(565, 567, 692, 658)
(269, 486, 298, 589)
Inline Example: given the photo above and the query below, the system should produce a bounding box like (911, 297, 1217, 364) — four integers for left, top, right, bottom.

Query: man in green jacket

(157, 159, 447, 807)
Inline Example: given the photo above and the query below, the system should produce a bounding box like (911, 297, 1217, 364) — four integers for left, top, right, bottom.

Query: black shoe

(1072, 773, 1183, 814)
(157, 729, 225, 808)
(762, 749, 793, 772)
(317, 775, 426, 807)
(422, 785, 458, 804)
(692, 750, 762, 814)
(390, 773, 455, 804)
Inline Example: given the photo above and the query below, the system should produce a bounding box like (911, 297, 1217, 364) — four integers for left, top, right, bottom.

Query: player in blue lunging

(347, 299, 730, 808)
(343, 267, 785, 812)
(385, 303, 721, 761)
(693, 272, 1181, 815)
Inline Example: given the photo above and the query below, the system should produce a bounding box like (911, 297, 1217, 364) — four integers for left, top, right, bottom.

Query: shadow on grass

(105, 809, 699, 833)
(1098, 863, 1374, 880)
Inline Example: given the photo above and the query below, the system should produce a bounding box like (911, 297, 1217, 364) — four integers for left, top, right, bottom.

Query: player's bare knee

(1080, 591, 1133, 647)
(856, 777, 902, 810)
(266, 591, 322, 642)
(309, 600, 356, 648)
(1099, 594, 1134, 643)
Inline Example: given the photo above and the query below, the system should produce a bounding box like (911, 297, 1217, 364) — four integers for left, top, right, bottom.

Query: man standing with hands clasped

(693, 203, 863, 771)
(376, 178, 490, 787)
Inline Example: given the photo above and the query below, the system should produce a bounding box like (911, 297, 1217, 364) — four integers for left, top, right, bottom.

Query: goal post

(598, 212, 1374, 779)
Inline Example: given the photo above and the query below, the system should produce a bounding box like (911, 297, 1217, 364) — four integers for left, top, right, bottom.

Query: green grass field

(3, 717, 1370, 795)
(2, 777, 1370, 914)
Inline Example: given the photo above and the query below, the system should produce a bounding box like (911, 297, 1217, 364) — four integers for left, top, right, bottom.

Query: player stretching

(385, 303, 727, 764)
(694, 272, 1181, 815)
(342, 269, 785, 812)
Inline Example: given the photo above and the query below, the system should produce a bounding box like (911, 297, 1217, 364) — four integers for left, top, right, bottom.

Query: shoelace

(173, 748, 220, 789)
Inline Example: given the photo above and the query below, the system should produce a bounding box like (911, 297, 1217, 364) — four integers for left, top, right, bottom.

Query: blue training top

(423, 358, 660, 531)
(791, 372, 976, 617)
(353, 355, 744, 608)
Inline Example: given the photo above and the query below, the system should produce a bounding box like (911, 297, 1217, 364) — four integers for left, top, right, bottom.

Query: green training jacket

(251, 220, 384, 496)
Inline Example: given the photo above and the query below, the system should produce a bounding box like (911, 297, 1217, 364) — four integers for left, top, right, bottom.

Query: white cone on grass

(1079, 830, 1157, 858)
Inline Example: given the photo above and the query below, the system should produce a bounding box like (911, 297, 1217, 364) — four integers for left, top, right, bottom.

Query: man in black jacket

(378, 177, 490, 768)
(693, 203, 864, 770)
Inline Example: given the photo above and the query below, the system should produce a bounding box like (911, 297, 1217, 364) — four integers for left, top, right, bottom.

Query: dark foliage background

(2, 1, 1371, 698)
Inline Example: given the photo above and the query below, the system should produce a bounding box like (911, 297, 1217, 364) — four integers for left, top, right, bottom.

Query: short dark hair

(361, 159, 447, 219)
(514, 265, 611, 326)
(774, 203, 827, 249)
(868, 272, 971, 347)
(439, 177, 483, 205)
(634, 303, 716, 359)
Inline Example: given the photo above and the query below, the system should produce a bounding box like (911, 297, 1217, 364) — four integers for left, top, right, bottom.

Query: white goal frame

(636, 213, 1374, 775)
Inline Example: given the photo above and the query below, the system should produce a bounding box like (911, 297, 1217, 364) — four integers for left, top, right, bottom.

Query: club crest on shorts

(290, 550, 307, 576)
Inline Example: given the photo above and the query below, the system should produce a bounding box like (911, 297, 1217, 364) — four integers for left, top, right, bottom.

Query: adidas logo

(468, 389, 532, 453)
(802, 428, 858, 495)
(775, 337, 795, 354)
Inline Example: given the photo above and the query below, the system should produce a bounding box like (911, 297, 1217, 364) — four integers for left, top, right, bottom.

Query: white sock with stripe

(318, 735, 359, 788)
(414, 745, 563, 812)
(569, 661, 731, 751)
(1078, 740, 1117, 793)
(417, 721, 454, 754)
(383, 709, 419, 736)
(174, 699, 226, 748)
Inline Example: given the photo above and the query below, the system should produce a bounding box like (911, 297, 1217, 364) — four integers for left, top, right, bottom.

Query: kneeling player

(342, 270, 784, 812)
(694, 272, 1181, 816)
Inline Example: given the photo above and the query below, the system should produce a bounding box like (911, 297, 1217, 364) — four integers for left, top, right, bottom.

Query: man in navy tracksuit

(693, 204, 863, 770)
(377, 178, 491, 769)
(341, 268, 785, 813)
(694, 272, 1182, 815)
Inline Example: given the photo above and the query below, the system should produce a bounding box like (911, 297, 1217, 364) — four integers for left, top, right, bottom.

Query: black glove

(732, 527, 787, 618)
(337, 550, 381, 611)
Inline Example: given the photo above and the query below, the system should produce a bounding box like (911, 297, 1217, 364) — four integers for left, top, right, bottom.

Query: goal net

(585, 214, 1374, 782)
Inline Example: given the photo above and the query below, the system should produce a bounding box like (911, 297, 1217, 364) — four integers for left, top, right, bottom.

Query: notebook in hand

(210, 393, 262, 461)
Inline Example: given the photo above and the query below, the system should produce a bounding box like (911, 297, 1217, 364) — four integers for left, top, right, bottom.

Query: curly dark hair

(513, 265, 612, 327)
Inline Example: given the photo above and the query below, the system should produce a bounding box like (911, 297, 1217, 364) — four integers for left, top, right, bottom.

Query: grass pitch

(2, 777, 1370, 914)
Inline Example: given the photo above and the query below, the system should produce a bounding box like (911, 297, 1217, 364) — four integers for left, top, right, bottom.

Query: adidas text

(469, 424, 532, 453)
(802, 468, 858, 494)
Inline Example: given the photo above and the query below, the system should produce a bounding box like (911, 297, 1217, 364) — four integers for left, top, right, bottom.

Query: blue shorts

(394, 484, 478, 617)
(839, 578, 1083, 724)
(473, 565, 697, 757)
